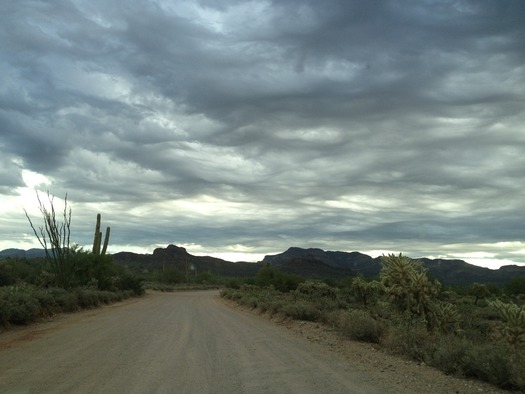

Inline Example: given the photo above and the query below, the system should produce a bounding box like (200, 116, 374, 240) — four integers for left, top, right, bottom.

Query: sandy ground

(0, 290, 508, 394)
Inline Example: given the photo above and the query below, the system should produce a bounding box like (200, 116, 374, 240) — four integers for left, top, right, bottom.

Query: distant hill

(263, 247, 525, 286)
(113, 244, 260, 278)
(0, 248, 46, 259)
(2, 245, 524, 286)
(262, 247, 380, 277)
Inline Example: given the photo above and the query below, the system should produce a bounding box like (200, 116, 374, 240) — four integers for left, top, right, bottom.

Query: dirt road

(0, 290, 390, 393)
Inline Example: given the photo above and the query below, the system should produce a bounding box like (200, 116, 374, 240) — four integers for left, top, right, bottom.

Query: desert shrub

(115, 273, 144, 295)
(256, 300, 270, 313)
(430, 336, 522, 389)
(33, 288, 55, 307)
(266, 299, 284, 316)
(281, 299, 320, 321)
(242, 296, 259, 309)
(0, 259, 43, 286)
(51, 289, 79, 312)
(382, 317, 435, 362)
(96, 290, 111, 304)
(255, 265, 304, 292)
(75, 288, 101, 308)
(0, 286, 40, 325)
(71, 250, 115, 290)
(155, 266, 185, 284)
(430, 335, 471, 375)
(295, 280, 337, 300)
(294, 281, 344, 313)
(338, 309, 384, 343)
(0, 261, 16, 286)
(462, 342, 514, 389)
(34, 270, 58, 288)
(219, 288, 233, 298)
(505, 276, 525, 296)
(225, 278, 241, 289)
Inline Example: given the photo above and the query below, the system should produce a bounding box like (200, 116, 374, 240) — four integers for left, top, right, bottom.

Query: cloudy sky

(1, 0, 524, 269)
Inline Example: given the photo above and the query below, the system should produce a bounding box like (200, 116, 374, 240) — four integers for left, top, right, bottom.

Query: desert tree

(470, 282, 490, 305)
(350, 276, 381, 308)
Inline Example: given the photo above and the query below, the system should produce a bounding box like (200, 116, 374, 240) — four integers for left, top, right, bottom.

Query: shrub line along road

(0, 290, 391, 394)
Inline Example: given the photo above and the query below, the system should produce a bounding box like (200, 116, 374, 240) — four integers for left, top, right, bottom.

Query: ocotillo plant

(92, 213, 110, 255)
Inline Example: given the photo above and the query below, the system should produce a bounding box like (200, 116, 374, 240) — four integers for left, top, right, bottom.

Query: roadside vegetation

(1, 192, 143, 329)
(221, 255, 525, 391)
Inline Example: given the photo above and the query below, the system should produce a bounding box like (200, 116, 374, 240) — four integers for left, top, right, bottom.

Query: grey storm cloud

(1, 0, 524, 267)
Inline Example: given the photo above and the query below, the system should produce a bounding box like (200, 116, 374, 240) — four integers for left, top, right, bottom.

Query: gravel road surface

(0, 290, 391, 394)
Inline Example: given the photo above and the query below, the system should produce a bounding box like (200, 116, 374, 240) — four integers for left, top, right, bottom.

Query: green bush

(430, 336, 521, 389)
(75, 288, 101, 308)
(255, 265, 304, 292)
(155, 266, 185, 284)
(115, 273, 144, 295)
(382, 319, 435, 362)
(295, 281, 337, 300)
(338, 309, 384, 343)
(281, 300, 320, 321)
(225, 278, 242, 289)
(0, 259, 42, 286)
(0, 286, 40, 325)
(52, 289, 79, 312)
(0, 261, 16, 286)
(505, 276, 525, 296)
(430, 335, 471, 375)
(463, 342, 514, 389)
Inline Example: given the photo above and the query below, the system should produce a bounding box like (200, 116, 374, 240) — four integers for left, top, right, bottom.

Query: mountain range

(3, 245, 524, 286)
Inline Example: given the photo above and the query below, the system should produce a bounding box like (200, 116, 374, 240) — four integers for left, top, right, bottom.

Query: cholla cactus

(92, 213, 110, 255)
(432, 302, 461, 334)
(489, 299, 525, 346)
(380, 253, 441, 328)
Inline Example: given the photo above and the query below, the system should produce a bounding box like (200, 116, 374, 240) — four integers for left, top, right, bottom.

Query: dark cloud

(1, 0, 524, 267)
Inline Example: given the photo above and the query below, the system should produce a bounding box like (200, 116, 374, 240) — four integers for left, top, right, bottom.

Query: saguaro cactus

(92, 213, 110, 255)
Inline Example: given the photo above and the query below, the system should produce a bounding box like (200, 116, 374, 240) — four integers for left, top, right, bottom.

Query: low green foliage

(505, 276, 525, 296)
(295, 280, 337, 300)
(220, 263, 525, 391)
(382, 317, 435, 362)
(338, 309, 384, 343)
(0, 285, 40, 325)
(255, 264, 304, 292)
(281, 300, 320, 321)
(0, 283, 136, 327)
